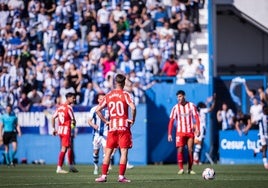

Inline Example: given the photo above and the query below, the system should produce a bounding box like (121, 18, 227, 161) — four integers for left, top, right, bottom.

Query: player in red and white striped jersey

(95, 74, 136, 183)
(168, 90, 200, 175)
(52, 92, 78, 174)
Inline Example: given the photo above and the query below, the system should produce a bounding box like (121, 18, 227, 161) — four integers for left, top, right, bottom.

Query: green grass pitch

(0, 164, 267, 188)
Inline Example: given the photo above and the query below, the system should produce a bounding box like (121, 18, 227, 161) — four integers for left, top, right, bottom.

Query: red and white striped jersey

(98, 89, 134, 131)
(169, 101, 199, 134)
(53, 104, 75, 135)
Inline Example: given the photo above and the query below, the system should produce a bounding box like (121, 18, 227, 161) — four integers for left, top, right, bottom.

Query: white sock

(263, 157, 267, 165)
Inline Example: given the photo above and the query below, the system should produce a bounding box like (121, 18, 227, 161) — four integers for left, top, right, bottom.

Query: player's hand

(127, 119, 134, 127)
(93, 125, 99, 130)
(71, 122, 76, 129)
(52, 129, 57, 136)
(168, 135, 173, 142)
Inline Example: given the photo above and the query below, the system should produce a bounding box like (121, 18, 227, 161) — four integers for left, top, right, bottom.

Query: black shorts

(3, 132, 17, 145)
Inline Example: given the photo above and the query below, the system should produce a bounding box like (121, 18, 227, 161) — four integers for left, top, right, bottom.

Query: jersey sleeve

(169, 105, 177, 119)
(124, 91, 134, 105)
(52, 108, 59, 119)
(67, 105, 75, 120)
(99, 96, 107, 108)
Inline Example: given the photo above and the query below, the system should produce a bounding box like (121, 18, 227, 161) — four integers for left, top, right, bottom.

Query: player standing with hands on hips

(95, 74, 136, 183)
(168, 90, 200, 175)
(52, 92, 79, 173)
(88, 92, 108, 175)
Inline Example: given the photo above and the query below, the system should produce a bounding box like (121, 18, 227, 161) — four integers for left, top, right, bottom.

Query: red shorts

(106, 130, 132, 149)
(59, 134, 71, 147)
(176, 133, 194, 147)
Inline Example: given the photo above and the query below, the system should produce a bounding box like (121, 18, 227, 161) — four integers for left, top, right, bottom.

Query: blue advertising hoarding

(219, 130, 262, 164)
(18, 107, 92, 135)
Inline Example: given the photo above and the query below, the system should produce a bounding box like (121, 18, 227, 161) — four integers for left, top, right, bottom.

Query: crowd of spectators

(0, 0, 203, 113)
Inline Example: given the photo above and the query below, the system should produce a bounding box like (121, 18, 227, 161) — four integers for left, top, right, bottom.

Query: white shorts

(92, 134, 107, 150)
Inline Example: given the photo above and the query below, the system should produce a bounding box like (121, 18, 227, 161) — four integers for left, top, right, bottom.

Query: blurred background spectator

(0, 0, 204, 112)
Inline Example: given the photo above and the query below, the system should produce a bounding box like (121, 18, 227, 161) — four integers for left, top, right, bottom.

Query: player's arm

(243, 116, 252, 134)
(207, 93, 216, 112)
(128, 102, 136, 126)
(15, 118, 21, 136)
(68, 107, 76, 128)
(88, 116, 98, 130)
(194, 114, 200, 136)
(194, 106, 201, 136)
(168, 118, 175, 142)
(95, 105, 109, 125)
(168, 106, 177, 142)
(234, 119, 242, 136)
(51, 112, 58, 136)
(216, 110, 222, 122)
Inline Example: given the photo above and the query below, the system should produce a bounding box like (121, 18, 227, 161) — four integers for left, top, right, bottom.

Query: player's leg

(95, 131, 116, 182)
(126, 161, 134, 169)
(177, 146, 184, 174)
(194, 138, 202, 164)
(10, 140, 18, 166)
(93, 148, 100, 174)
(3, 133, 11, 165)
(109, 148, 116, 170)
(187, 136, 196, 174)
(68, 136, 78, 172)
(177, 135, 185, 174)
(56, 136, 69, 173)
(262, 144, 268, 169)
(194, 127, 204, 164)
(109, 148, 134, 170)
(193, 143, 201, 164)
(56, 146, 68, 173)
(68, 148, 78, 172)
(92, 135, 100, 174)
(117, 130, 132, 182)
(95, 147, 113, 182)
(4, 143, 10, 165)
(117, 148, 131, 182)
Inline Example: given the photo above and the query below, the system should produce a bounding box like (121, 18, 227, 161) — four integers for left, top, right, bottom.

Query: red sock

(119, 164, 127, 176)
(188, 152, 193, 170)
(58, 151, 65, 167)
(178, 152, 183, 170)
(68, 149, 73, 165)
(102, 164, 109, 175)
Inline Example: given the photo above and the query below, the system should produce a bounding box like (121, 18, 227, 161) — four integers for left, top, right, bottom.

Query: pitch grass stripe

(0, 164, 267, 188)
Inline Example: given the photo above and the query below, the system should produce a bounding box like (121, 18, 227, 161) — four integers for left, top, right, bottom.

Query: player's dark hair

(197, 102, 206, 111)
(115, 74, 126, 86)
(176, 90, 185, 96)
(93, 92, 105, 104)
(66, 92, 75, 98)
